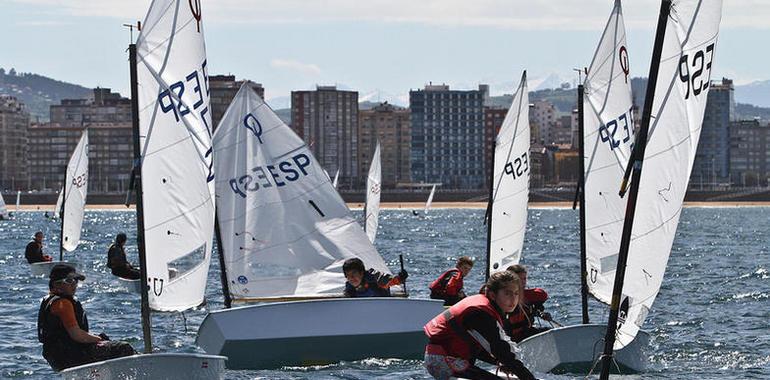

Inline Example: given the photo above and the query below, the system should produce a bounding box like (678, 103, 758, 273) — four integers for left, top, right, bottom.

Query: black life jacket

(107, 244, 123, 269)
(37, 294, 89, 347)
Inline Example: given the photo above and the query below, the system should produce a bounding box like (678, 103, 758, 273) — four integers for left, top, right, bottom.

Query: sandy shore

(14, 200, 770, 211)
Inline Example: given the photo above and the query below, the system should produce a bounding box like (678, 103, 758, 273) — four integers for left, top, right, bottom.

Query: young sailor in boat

(504, 265, 552, 342)
(342, 257, 408, 297)
(37, 264, 135, 371)
(423, 270, 536, 380)
(429, 256, 473, 306)
(25, 231, 53, 263)
(106, 233, 140, 280)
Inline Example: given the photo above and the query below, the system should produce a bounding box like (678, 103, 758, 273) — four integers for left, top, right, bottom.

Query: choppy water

(1, 207, 768, 379)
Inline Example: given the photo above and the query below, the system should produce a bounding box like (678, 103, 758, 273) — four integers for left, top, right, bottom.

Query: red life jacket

(429, 268, 462, 298)
(424, 294, 505, 359)
(507, 288, 548, 340)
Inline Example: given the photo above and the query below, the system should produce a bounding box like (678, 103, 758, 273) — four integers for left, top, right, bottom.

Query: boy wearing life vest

(429, 256, 473, 306)
(342, 257, 408, 297)
(37, 264, 135, 371)
(423, 270, 536, 380)
(505, 265, 551, 342)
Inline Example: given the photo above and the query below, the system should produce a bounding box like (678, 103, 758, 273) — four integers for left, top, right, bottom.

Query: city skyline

(2, 0, 768, 107)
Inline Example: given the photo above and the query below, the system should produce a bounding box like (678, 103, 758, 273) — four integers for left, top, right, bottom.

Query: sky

(1, 0, 768, 107)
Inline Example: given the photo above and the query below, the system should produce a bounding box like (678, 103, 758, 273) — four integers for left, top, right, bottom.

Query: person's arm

(463, 310, 536, 380)
(444, 271, 463, 297)
(343, 282, 355, 297)
(51, 300, 103, 344)
(371, 269, 407, 289)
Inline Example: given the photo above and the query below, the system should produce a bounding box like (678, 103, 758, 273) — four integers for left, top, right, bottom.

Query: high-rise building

(692, 78, 735, 186)
(209, 75, 265, 130)
(291, 86, 359, 188)
(28, 88, 134, 193)
(409, 84, 487, 189)
(531, 100, 558, 144)
(484, 107, 508, 188)
(0, 96, 29, 191)
(358, 102, 411, 188)
(729, 119, 769, 187)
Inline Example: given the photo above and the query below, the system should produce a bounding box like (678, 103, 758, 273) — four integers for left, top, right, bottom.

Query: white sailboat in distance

(62, 0, 225, 377)
(364, 140, 382, 243)
(424, 184, 436, 214)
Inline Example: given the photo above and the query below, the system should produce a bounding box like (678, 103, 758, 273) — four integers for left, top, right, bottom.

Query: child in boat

(429, 256, 473, 306)
(505, 264, 552, 342)
(342, 257, 408, 297)
(25, 231, 53, 263)
(106, 233, 141, 280)
(423, 270, 536, 380)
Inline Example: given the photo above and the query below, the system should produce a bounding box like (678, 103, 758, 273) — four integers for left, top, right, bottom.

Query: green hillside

(0, 68, 92, 122)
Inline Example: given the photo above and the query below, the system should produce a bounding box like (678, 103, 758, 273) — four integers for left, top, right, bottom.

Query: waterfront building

(409, 84, 487, 189)
(0, 96, 29, 191)
(692, 78, 735, 187)
(729, 119, 769, 187)
(291, 86, 359, 188)
(484, 107, 508, 188)
(210, 75, 264, 130)
(531, 100, 558, 145)
(358, 102, 411, 188)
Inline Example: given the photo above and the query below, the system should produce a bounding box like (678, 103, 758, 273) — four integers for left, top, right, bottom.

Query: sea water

(1, 207, 768, 379)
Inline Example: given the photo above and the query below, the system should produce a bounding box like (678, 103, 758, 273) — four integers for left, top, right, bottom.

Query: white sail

(136, 0, 215, 311)
(332, 169, 340, 189)
(613, 0, 723, 349)
(213, 83, 391, 300)
(53, 188, 64, 219)
(15, 190, 20, 213)
(583, 0, 635, 306)
(62, 131, 89, 252)
(0, 193, 7, 218)
(424, 184, 436, 214)
(364, 141, 382, 243)
(489, 72, 530, 274)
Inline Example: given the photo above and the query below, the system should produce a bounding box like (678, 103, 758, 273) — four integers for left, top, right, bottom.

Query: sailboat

(424, 184, 436, 214)
(50, 188, 63, 219)
(0, 192, 8, 220)
(364, 140, 382, 243)
(15, 190, 20, 215)
(332, 168, 340, 188)
(29, 131, 88, 276)
(196, 83, 443, 369)
(61, 0, 226, 377)
(594, 1, 723, 378)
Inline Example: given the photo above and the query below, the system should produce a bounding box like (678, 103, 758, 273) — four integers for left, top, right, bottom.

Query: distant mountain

(735, 103, 770, 123)
(0, 68, 92, 122)
(485, 86, 578, 115)
(735, 80, 770, 108)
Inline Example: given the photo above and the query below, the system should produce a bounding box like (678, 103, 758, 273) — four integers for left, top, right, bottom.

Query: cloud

(270, 59, 322, 76)
(10, 1, 770, 30)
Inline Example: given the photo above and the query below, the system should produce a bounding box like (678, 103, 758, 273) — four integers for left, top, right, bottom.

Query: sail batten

(213, 84, 391, 301)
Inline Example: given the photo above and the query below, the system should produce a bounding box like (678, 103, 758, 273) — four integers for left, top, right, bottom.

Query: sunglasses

(57, 277, 80, 285)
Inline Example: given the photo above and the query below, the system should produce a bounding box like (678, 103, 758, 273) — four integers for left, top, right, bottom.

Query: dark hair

(506, 264, 527, 274)
(342, 258, 365, 274)
(485, 270, 520, 294)
(116, 233, 127, 244)
(34, 231, 43, 238)
(456, 256, 474, 267)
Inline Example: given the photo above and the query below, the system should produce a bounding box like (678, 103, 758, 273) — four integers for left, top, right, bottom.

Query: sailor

(37, 264, 135, 371)
(423, 270, 536, 380)
(106, 233, 140, 280)
(25, 231, 53, 264)
(505, 265, 551, 342)
(429, 256, 473, 306)
(342, 257, 408, 297)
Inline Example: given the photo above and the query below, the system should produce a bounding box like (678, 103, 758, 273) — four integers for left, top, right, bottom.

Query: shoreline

(13, 201, 770, 211)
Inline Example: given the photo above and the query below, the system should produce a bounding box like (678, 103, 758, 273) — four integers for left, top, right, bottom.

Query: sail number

(504, 152, 529, 180)
(679, 43, 715, 100)
(599, 107, 634, 151)
(229, 153, 312, 198)
(71, 173, 87, 188)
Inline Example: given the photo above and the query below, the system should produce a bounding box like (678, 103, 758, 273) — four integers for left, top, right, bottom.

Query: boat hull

(517, 324, 650, 374)
(30, 261, 77, 277)
(59, 353, 226, 379)
(118, 277, 141, 293)
(196, 297, 444, 369)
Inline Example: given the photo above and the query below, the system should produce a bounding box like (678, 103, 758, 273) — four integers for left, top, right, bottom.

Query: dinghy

(518, 1, 650, 373)
(594, 1, 723, 378)
(48, 188, 63, 220)
(332, 168, 340, 189)
(15, 190, 20, 215)
(62, 0, 226, 376)
(424, 184, 436, 214)
(197, 83, 443, 369)
(30, 131, 88, 276)
(0, 193, 8, 220)
(364, 140, 382, 243)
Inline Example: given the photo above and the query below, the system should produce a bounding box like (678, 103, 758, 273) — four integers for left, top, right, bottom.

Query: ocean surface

(1, 207, 768, 379)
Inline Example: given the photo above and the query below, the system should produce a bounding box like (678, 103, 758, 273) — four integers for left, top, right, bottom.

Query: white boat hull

(30, 261, 77, 277)
(517, 324, 650, 374)
(196, 297, 444, 369)
(59, 353, 226, 379)
(118, 277, 142, 293)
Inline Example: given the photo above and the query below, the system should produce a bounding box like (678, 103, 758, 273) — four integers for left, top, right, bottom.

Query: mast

(128, 42, 153, 354)
(577, 84, 589, 324)
(484, 140, 496, 281)
(599, 1, 670, 378)
(214, 214, 232, 308)
(59, 166, 66, 262)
